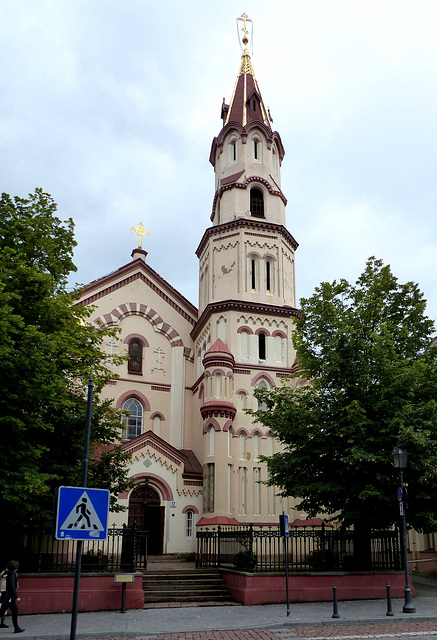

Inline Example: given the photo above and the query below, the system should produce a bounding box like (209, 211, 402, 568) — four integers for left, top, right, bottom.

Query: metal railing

(196, 523, 401, 572)
(18, 523, 148, 573)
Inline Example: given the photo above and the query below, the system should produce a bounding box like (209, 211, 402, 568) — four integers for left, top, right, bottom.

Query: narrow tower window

(266, 260, 271, 292)
(253, 139, 259, 159)
(229, 140, 237, 164)
(128, 339, 143, 374)
(250, 188, 264, 218)
(258, 332, 266, 360)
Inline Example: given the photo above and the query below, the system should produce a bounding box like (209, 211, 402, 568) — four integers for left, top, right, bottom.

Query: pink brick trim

(223, 420, 233, 433)
(116, 390, 151, 412)
(182, 505, 199, 515)
(272, 330, 287, 339)
(150, 412, 165, 421)
(129, 473, 174, 501)
(203, 417, 221, 434)
(251, 428, 264, 437)
(235, 388, 249, 396)
(93, 303, 194, 359)
(211, 368, 226, 376)
(235, 428, 249, 437)
(251, 372, 275, 388)
(237, 326, 254, 334)
(123, 333, 149, 347)
(255, 328, 270, 336)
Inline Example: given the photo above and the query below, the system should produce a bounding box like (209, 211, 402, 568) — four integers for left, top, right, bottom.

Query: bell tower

(196, 14, 298, 317)
(193, 15, 300, 523)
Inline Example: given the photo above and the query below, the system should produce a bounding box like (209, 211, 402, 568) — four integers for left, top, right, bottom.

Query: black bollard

(332, 586, 340, 618)
(386, 584, 394, 616)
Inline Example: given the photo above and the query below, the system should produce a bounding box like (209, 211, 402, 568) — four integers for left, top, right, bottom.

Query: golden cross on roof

(130, 222, 151, 248)
(237, 12, 252, 52)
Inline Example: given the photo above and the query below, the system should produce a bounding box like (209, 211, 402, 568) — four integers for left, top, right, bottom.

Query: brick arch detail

(182, 505, 199, 515)
(116, 390, 151, 412)
(251, 372, 276, 388)
(235, 428, 249, 437)
(237, 326, 254, 334)
(123, 333, 149, 347)
(93, 303, 188, 351)
(203, 417, 221, 434)
(223, 420, 233, 433)
(251, 428, 264, 438)
(272, 330, 287, 339)
(150, 412, 165, 421)
(255, 328, 271, 336)
(129, 473, 174, 502)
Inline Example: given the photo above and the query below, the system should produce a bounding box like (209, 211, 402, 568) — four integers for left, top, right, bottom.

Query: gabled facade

(78, 30, 303, 554)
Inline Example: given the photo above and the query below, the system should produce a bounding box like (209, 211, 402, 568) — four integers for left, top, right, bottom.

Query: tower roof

(223, 48, 271, 129)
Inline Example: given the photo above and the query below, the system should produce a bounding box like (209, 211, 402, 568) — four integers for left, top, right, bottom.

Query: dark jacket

(0, 570, 18, 604)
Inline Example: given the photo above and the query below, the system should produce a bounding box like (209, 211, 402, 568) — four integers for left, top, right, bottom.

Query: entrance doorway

(128, 484, 165, 555)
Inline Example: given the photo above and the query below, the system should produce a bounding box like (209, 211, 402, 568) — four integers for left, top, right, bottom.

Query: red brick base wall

(18, 574, 144, 614)
(221, 571, 414, 605)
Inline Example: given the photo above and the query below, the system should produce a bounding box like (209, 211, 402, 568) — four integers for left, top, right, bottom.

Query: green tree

(0, 189, 133, 528)
(251, 257, 437, 537)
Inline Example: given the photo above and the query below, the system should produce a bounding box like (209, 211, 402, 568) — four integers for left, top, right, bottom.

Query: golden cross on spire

(130, 222, 151, 248)
(237, 12, 252, 53)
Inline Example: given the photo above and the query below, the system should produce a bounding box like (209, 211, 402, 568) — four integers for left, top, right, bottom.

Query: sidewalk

(1, 575, 436, 640)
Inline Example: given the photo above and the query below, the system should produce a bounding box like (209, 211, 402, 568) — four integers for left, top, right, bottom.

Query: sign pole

(70, 379, 94, 640)
(279, 512, 290, 616)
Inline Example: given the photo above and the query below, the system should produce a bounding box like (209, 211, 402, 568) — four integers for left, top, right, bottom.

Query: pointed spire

(224, 13, 271, 129)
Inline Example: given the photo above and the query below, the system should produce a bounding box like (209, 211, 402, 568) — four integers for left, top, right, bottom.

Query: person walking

(0, 560, 24, 634)
(0, 566, 7, 628)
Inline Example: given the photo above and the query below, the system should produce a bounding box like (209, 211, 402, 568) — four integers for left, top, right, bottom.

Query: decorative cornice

(200, 400, 237, 421)
(191, 299, 300, 341)
(196, 218, 298, 259)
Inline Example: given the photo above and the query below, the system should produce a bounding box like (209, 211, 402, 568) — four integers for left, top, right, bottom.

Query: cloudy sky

(2, 1, 437, 327)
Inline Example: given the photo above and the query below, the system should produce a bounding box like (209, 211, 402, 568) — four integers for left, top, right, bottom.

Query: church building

(78, 19, 303, 555)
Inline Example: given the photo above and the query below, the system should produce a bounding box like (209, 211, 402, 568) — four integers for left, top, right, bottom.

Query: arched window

(258, 332, 266, 360)
(250, 188, 264, 218)
(122, 397, 143, 440)
(253, 138, 261, 161)
(209, 425, 215, 455)
(128, 339, 143, 374)
(186, 510, 194, 537)
(237, 391, 247, 409)
(256, 379, 270, 411)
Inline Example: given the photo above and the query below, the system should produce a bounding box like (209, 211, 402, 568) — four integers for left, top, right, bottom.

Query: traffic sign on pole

(55, 486, 110, 541)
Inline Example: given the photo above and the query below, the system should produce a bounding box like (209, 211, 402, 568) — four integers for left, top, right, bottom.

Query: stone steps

(142, 567, 233, 604)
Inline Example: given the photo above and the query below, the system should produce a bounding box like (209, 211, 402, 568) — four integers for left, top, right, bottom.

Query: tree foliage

(0, 189, 133, 526)
(251, 257, 437, 531)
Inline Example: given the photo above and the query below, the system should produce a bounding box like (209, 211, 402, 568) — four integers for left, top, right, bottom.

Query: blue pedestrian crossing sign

(55, 486, 110, 541)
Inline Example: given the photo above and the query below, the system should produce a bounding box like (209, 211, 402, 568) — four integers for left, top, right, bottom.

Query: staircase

(142, 555, 234, 605)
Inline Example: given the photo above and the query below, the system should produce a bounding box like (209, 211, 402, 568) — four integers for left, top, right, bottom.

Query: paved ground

(0, 575, 436, 640)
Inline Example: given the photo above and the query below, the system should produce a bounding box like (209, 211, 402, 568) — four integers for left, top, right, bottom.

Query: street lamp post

(392, 447, 416, 614)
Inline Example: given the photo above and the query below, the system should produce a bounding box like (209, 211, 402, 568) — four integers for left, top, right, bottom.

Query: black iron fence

(18, 523, 148, 573)
(196, 523, 401, 573)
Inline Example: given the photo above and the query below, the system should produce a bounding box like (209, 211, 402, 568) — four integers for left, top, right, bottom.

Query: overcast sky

(1, 1, 436, 329)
